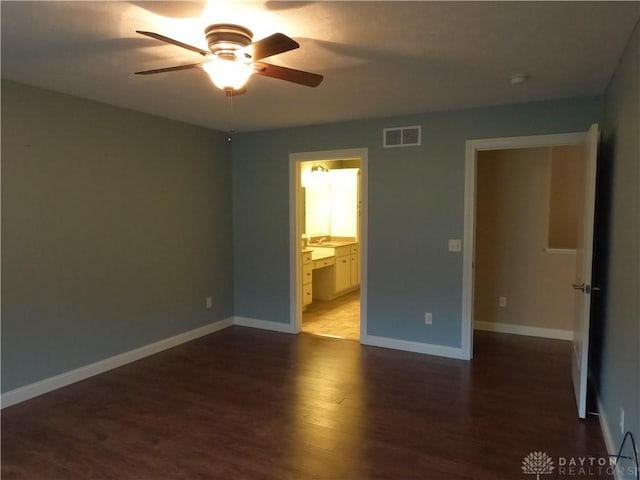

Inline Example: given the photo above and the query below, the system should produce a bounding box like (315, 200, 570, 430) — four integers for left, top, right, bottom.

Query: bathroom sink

(308, 241, 351, 247)
(309, 247, 335, 260)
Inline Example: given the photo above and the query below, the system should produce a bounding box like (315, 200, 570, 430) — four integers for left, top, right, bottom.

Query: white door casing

(289, 148, 368, 337)
(462, 126, 599, 418)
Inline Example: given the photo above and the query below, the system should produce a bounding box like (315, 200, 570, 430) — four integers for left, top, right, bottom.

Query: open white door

(571, 123, 599, 419)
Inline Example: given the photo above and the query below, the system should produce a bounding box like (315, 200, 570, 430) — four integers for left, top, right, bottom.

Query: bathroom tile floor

(302, 289, 360, 341)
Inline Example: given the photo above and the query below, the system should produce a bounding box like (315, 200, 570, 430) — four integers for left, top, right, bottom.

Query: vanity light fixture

(302, 164, 330, 188)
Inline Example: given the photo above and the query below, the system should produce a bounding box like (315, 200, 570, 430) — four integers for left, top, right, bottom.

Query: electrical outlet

(620, 407, 625, 434)
(424, 312, 433, 325)
(499, 296, 507, 307)
(206, 297, 213, 309)
(448, 239, 462, 252)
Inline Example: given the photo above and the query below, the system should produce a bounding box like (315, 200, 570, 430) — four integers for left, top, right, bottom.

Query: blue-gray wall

(1, 80, 233, 392)
(232, 97, 602, 347)
(2, 79, 616, 398)
(597, 21, 639, 466)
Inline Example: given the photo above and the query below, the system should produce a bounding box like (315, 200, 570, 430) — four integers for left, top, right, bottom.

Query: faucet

(318, 237, 328, 245)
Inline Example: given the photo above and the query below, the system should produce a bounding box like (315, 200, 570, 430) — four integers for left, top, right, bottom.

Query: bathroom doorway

(289, 148, 368, 341)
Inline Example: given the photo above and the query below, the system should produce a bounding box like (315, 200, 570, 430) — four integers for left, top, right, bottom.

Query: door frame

(461, 132, 587, 360)
(289, 148, 368, 337)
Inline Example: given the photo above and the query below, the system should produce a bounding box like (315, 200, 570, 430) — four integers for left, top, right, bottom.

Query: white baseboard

(596, 397, 640, 480)
(233, 316, 296, 334)
(597, 397, 623, 480)
(1, 317, 234, 409)
(361, 334, 466, 360)
(2, 316, 475, 409)
(474, 321, 573, 341)
(232, 317, 466, 360)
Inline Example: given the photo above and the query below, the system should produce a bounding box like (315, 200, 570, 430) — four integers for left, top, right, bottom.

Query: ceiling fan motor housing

(205, 24, 253, 56)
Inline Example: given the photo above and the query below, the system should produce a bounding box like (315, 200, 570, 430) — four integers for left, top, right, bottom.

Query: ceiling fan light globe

(203, 58, 252, 91)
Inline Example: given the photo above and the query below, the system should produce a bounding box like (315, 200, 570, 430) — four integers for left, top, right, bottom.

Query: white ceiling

(2, 1, 639, 133)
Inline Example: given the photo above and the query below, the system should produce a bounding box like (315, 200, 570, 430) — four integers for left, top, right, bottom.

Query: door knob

(572, 283, 594, 294)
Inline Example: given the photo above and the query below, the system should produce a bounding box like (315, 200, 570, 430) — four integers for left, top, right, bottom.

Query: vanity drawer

(303, 263, 313, 284)
(314, 257, 335, 269)
(335, 246, 351, 257)
(350, 244, 358, 254)
(302, 284, 312, 306)
(302, 252, 312, 264)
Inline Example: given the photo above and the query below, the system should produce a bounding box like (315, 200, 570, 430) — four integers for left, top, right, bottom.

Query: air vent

(383, 125, 421, 148)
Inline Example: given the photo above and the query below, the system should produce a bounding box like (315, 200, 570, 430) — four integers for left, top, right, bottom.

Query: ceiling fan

(135, 24, 323, 95)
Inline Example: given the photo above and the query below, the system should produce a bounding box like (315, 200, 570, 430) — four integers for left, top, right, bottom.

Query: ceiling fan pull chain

(226, 93, 234, 135)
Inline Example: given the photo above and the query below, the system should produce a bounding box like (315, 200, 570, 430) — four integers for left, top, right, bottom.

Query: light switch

(448, 239, 462, 252)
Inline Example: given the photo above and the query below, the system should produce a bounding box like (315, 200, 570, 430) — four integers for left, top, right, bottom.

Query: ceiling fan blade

(135, 63, 204, 75)
(137, 30, 211, 56)
(239, 33, 299, 61)
(254, 62, 323, 87)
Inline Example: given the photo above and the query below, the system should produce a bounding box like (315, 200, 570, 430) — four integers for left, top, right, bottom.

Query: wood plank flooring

(302, 290, 360, 341)
(2, 328, 610, 479)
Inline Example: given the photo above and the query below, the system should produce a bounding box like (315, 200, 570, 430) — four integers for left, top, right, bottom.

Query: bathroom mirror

(301, 161, 360, 239)
(304, 183, 331, 237)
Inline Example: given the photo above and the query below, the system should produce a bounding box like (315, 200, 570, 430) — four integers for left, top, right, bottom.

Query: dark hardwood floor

(2, 328, 610, 479)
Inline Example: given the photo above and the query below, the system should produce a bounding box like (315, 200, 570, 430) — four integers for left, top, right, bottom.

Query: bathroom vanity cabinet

(312, 243, 359, 300)
(302, 250, 313, 309)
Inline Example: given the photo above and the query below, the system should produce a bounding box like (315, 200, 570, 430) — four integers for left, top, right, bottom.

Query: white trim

(597, 397, 619, 477)
(461, 140, 477, 360)
(361, 334, 466, 360)
(1, 317, 234, 408)
(359, 159, 369, 339)
(462, 131, 588, 360)
(466, 132, 586, 151)
(289, 156, 302, 333)
(289, 148, 369, 339)
(474, 321, 573, 341)
(233, 316, 297, 334)
(596, 397, 629, 480)
(544, 248, 577, 255)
